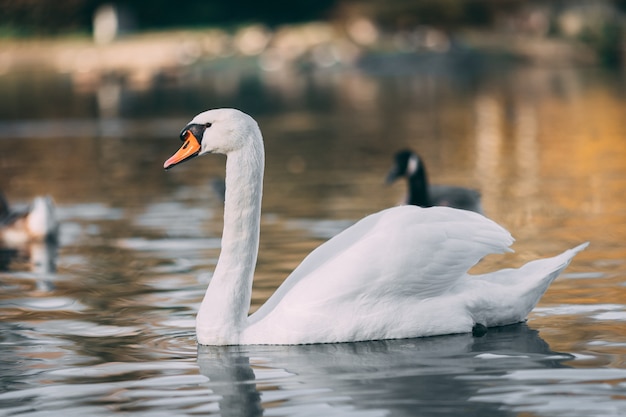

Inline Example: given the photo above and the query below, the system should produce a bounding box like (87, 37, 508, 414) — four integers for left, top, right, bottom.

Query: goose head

(385, 149, 422, 184)
(164, 108, 261, 169)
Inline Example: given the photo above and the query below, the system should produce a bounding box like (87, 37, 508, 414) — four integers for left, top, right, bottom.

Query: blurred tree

(0, 0, 336, 36)
(133, 0, 336, 28)
(0, 0, 623, 42)
(0, 0, 98, 36)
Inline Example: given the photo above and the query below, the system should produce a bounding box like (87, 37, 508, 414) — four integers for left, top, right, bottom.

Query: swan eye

(180, 123, 209, 143)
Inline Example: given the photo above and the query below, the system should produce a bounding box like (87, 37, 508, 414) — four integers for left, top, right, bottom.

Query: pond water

(1, 55, 626, 416)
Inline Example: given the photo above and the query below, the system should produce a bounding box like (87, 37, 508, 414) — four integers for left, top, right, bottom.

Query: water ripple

(0, 297, 86, 311)
(35, 319, 142, 338)
(117, 237, 221, 252)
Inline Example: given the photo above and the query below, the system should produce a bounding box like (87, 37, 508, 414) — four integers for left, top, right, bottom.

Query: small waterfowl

(0, 193, 58, 247)
(387, 149, 483, 213)
(164, 108, 587, 346)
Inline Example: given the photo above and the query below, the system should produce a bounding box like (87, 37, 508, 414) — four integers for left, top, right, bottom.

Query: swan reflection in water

(0, 240, 58, 274)
(0, 241, 58, 292)
(197, 324, 571, 416)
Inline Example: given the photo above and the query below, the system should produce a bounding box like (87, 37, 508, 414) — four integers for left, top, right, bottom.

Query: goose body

(164, 108, 586, 346)
(0, 193, 58, 247)
(387, 149, 483, 213)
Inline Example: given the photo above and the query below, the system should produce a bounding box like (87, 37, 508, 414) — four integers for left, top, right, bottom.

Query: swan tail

(471, 242, 588, 327)
(521, 242, 589, 294)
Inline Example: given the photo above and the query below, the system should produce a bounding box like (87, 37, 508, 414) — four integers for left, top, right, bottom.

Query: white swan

(164, 108, 587, 346)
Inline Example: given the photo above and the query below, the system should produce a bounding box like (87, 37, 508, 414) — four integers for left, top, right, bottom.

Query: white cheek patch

(407, 154, 420, 176)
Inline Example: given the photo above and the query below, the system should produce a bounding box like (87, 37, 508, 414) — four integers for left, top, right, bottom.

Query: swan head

(164, 108, 260, 169)
(386, 149, 422, 184)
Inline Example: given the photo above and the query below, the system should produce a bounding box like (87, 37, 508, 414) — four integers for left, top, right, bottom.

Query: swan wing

(250, 206, 513, 323)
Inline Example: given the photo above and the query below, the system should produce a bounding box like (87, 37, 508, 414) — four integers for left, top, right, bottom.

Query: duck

(387, 149, 483, 213)
(163, 108, 587, 346)
(0, 193, 58, 247)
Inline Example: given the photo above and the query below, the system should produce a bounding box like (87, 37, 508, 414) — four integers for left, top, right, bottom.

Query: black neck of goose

(407, 163, 431, 207)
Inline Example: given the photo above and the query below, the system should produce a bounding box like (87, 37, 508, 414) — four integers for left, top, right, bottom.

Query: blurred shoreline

(0, 23, 602, 90)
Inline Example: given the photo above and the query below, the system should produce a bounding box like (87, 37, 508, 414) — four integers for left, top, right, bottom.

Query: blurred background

(0, 0, 624, 284)
(0, 0, 625, 293)
(1, 0, 625, 200)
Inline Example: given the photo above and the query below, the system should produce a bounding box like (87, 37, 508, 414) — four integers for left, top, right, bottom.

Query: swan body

(0, 193, 58, 247)
(164, 108, 587, 346)
(387, 149, 483, 213)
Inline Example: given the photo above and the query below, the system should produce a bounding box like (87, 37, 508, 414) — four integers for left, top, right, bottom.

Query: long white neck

(196, 140, 264, 345)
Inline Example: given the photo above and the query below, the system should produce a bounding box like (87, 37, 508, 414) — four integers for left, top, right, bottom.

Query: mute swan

(0, 193, 58, 247)
(387, 149, 483, 213)
(164, 108, 587, 346)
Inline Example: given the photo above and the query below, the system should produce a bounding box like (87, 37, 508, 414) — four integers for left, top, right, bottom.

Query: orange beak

(164, 130, 202, 170)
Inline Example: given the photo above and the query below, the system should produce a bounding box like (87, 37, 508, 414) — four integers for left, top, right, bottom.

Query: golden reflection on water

(0, 65, 625, 356)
